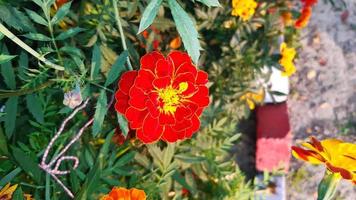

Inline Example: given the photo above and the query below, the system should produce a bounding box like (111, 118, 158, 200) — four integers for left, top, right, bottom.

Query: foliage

(0, 0, 331, 199)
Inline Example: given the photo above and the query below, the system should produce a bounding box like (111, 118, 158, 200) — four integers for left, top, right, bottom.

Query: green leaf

(0, 167, 22, 187)
(11, 147, 42, 183)
(51, 1, 72, 24)
(4, 97, 18, 138)
(13, 186, 25, 200)
(117, 114, 129, 137)
(18, 52, 29, 80)
(56, 27, 85, 40)
(104, 50, 128, 86)
(90, 44, 101, 80)
(163, 143, 175, 169)
(0, 5, 35, 32)
(113, 151, 135, 168)
(317, 173, 340, 200)
(92, 90, 107, 137)
(0, 55, 16, 65)
(137, 0, 163, 34)
(1, 45, 16, 89)
(0, 127, 9, 155)
(23, 33, 52, 41)
(25, 8, 47, 26)
(196, 0, 221, 7)
(26, 94, 44, 124)
(168, 0, 201, 64)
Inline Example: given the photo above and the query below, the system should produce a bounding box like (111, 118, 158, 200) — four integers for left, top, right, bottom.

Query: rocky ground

(287, 0, 356, 199)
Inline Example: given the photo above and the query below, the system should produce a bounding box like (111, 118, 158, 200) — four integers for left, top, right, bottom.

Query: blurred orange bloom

(239, 89, 264, 110)
(295, 6, 312, 29)
(0, 183, 17, 200)
(301, 0, 318, 7)
(101, 187, 146, 200)
(279, 42, 296, 77)
(170, 36, 182, 49)
(292, 137, 356, 184)
(55, 0, 69, 9)
(281, 11, 293, 26)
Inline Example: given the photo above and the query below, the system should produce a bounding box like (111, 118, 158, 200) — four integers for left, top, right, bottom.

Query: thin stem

(112, 0, 133, 70)
(47, 17, 64, 66)
(0, 23, 64, 71)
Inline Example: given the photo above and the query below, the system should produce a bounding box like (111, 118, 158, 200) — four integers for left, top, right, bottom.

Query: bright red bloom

(115, 51, 209, 143)
(301, 0, 318, 7)
(295, 6, 312, 29)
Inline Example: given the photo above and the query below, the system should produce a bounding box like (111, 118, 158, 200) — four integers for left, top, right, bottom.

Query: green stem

(0, 81, 54, 99)
(317, 172, 341, 200)
(0, 23, 64, 71)
(112, 0, 133, 70)
(47, 19, 63, 66)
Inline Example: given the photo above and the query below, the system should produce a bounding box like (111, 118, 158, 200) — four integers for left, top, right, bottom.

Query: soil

(287, 0, 356, 199)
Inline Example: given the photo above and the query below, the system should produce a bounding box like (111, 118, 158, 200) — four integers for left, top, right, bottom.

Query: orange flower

(169, 36, 182, 49)
(292, 137, 356, 184)
(295, 6, 312, 29)
(101, 187, 146, 200)
(55, 0, 69, 9)
(281, 11, 293, 26)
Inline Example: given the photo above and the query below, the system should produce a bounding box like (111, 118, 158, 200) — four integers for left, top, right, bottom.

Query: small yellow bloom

(0, 183, 18, 200)
(279, 42, 296, 77)
(239, 89, 264, 110)
(292, 137, 356, 185)
(232, 0, 258, 21)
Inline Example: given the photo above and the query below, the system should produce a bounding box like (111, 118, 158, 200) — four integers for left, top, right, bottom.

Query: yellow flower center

(157, 82, 188, 115)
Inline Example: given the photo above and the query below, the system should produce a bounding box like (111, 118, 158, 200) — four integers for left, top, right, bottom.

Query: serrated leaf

(196, 0, 221, 7)
(0, 55, 16, 65)
(25, 8, 47, 26)
(117, 114, 129, 137)
(56, 27, 85, 40)
(90, 44, 101, 80)
(137, 0, 163, 34)
(51, 1, 72, 24)
(26, 94, 44, 124)
(104, 50, 128, 86)
(18, 52, 28, 80)
(113, 151, 135, 168)
(92, 90, 107, 137)
(168, 0, 200, 64)
(0, 5, 35, 32)
(4, 97, 18, 138)
(163, 143, 175, 169)
(23, 33, 52, 41)
(11, 146, 42, 183)
(1, 45, 16, 89)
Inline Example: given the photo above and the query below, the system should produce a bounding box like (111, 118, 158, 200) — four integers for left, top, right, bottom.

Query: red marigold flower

(295, 6, 312, 29)
(115, 51, 209, 143)
(301, 0, 318, 7)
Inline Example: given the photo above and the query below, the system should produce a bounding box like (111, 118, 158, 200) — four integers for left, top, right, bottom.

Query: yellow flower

(279, 42, 296, 77)
(232, 0, 258, 21)
(292, 137, 356, 185)
(0, 183, 18, 200)
(239, 89, 264, 110)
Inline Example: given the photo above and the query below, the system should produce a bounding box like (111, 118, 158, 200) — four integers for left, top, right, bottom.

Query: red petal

(175, 62, 197, 77)
(175, 106, 192, 122)
(146, 99, 160, 118)
(172, 119, 192, 132)
(136, 128, 155, 144)
(185, 114, 200, 138)
(118, 71, 138, 94)
(128, 87, 147, 110)
(189, 86, 209, 107)
(167, 51, 192, 69)
(155, 59, 174, 78)
(125, 107, 148, 129)
(153, 76, 171, 89)
(173, 72, 195, 86)
(140, 51, 165, 72)
(134, 69, 155, 93)
(159, 113, 176, 124)
(196, 70, 208, 85)
(115, 90, 129, 114)
(162, 125, 183, 143)
(141, 114, 163, 143)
